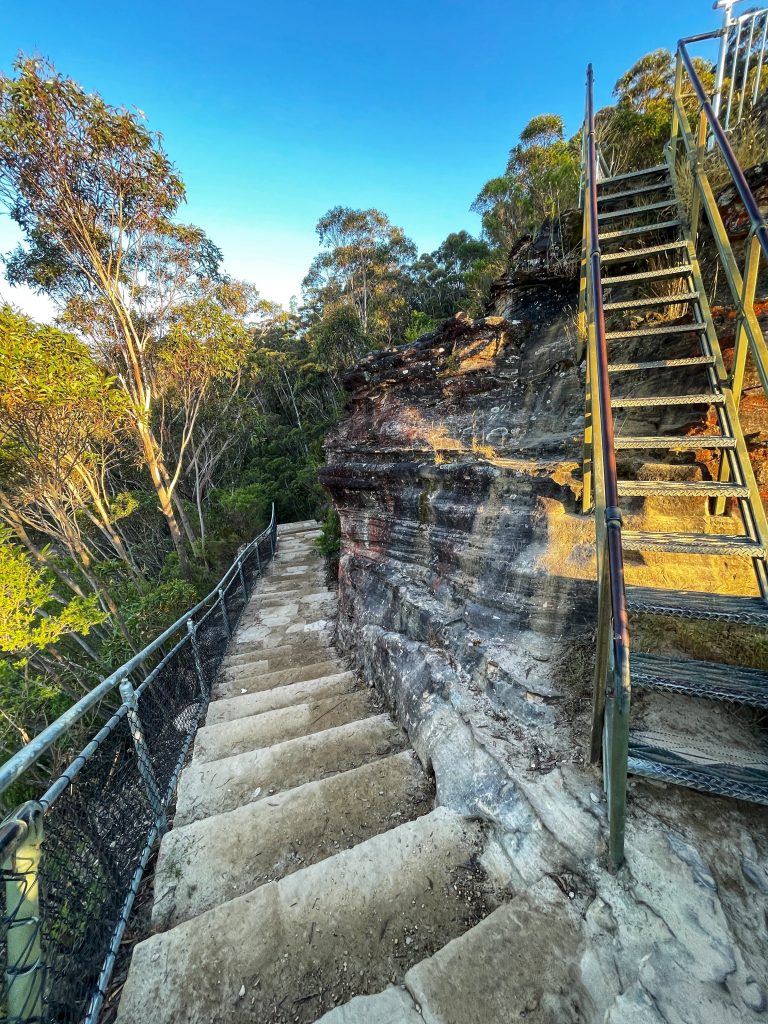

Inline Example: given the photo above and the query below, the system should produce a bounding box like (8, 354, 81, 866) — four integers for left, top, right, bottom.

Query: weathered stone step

(174, 714, 405, 825)
(234, 615, 332, 650)
(151, 750, 434, 930)
(210, 670, 356, 721)
(277, 519, 320, 534)
(213, 660, 346, 701)
(193, 691, 373, 763)
(116, 809, 484, 1024)
(317, 893, 578, 1024)
(222, 641, 334, 675)
(258, 588, 336, 608)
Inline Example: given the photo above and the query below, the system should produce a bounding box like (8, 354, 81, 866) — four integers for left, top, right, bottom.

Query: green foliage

(316, 507, 341, 557)
(0, 528, 104, 655)
(472, 113, 580, 250)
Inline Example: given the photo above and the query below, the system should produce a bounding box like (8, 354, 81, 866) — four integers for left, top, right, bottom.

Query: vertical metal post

(714, 230, 762, 514)
(713, 1, 735, 121)
(689, 109, 709, 242)
(4, 802, 44, 1024)
(186, 618, 208, 701)
(238, 558, 248, 601)
(119, 678, 167, 832)
(219, 588, 231, 638)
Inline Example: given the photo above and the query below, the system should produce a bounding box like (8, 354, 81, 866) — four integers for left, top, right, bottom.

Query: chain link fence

(0, 509, 278, 1024)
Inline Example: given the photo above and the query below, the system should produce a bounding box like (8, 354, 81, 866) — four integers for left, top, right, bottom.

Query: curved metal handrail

(0, 504, 277, 798)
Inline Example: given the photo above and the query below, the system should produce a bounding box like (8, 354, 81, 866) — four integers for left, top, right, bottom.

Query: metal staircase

(580, 39, 768, 868)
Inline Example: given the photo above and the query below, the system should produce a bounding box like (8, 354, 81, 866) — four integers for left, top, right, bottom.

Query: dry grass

(632, 613, 768, 671)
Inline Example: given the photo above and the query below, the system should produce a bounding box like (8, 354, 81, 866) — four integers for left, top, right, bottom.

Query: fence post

(186, 618, 208, 701)
(119, 679, 167, 834)
(4, 802, 44, 1024)
(238, 558, 248, 601)
(218, 589, 231, 638)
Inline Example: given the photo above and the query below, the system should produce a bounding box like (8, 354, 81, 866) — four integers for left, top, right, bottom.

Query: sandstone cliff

(321, 248, 768, 1023)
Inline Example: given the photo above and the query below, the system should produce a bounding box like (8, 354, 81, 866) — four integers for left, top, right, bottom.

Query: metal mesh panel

(38, 713, 153, 1024)
(195, 607, 228, 694)
(136, 640, 202, 802)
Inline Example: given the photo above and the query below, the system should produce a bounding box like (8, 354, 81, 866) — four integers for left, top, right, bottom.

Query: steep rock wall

(321, 265, 768, 1023)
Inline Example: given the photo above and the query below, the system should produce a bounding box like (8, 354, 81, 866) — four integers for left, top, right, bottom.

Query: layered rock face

(321, 264, 768, 1023)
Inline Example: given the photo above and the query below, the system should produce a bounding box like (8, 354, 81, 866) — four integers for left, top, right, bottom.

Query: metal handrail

(679, 38, 768, 257)
(0, 503, 277, 800)
(582, 65, 632, 870)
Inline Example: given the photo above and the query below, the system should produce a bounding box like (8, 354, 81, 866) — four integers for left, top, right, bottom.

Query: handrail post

(4, 802, 44, 1024)
(713, 2, 735, 121)
(219, 588, 231, 638)
(238, 557, 248, 601)
(186, 618, 208, 701)
(119, 678, 167, 832)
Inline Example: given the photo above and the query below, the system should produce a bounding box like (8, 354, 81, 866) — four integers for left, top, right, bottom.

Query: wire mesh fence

(0, 509, 278, 1024)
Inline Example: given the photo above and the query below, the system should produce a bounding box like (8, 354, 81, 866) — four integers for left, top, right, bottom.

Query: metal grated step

(614, 435, 736, 450)
(628, 750, 768, 804)
(617, 480, 748, 498)
(622, 531, 764, 556)
(608, 356, 715, 372)
(598, 199, 677, 222)
(631, 652, 768, 708)
(601, 240, 689, 262)
(597, 181, 674, 205)
(604, 291, 700, 311)
(606, 321, 705, 340)
(626, 585, 768, 623)
(599, 219, 681, 241)
(598, 163, 669, 187)
(602, 266, 692, 286)
(611, 393, 723, 408)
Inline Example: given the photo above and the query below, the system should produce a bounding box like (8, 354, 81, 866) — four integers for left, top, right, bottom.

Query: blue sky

(2, 0, 716, 318)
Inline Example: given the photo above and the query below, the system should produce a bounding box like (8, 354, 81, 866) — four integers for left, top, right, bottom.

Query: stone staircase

(117, 521, 561, 1024)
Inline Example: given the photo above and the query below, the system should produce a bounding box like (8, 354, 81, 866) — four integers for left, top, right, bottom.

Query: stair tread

(598, 199, 677, 221)
(608, 356, 714, 372)
(174, 714, 406, 826)
(604, 291, 700, 311)
(599, 219, 681, 240)
(615, 435, 736, 450)
(622, 531, 764, 556)
(626, 585, 768, 623)
(631, 652, 768, 708)
(598, 163, 669, 186)
(598, 182, 674, 204)
(601, 240, 688, 261)
(194, 691, 373, 764)
(116, 809, 483, 1024)
(611, 393, 724, 408)
(617, 480, 748, 498)
(629, 731, 768, 782)
(602, 267, 693, 286)
(209, 670, 356, 723)
(152, 750, 432, 930)
(605, 321, 703, 339)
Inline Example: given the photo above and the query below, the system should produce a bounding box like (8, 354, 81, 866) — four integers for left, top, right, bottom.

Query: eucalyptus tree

(0, 56, 230, 576)
(303, 206, 416, 359)
(0, 306, 137, 645)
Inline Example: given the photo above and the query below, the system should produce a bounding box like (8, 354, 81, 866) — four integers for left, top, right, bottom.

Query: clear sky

(1, 0, 718, 319)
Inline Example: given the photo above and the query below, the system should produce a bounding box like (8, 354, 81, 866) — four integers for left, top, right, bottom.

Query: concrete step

(239, 592, 337, 619)
(209, 671, 357, 721)
(193, 691, 374, 763)
(213, 660, 347, 701)
(234, 616, 333, 651)
(316, 894, 579, 1024)
(174, 714, 406, 825)
(152, 750, 434, 930)
(258, 588, 335, 608)
(117, 809, 485, 1024)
